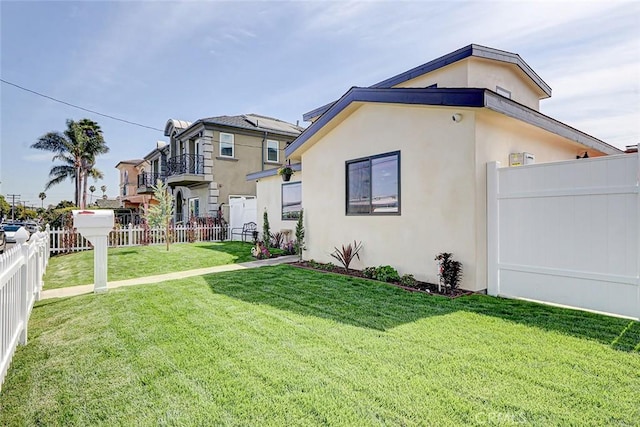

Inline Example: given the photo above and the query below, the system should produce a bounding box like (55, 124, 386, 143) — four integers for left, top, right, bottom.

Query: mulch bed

(290, 261, 473, 299)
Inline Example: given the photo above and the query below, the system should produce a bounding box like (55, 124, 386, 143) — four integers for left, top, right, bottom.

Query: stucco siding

(256, 173, 303, 240)
(467, 58, 543, 110)
(393, 60, 469, 90)
(302, 103, 479, 289)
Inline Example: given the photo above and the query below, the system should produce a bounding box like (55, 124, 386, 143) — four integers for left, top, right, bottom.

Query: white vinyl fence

(0, 228, 50, 391)
(49, 223, 231, 254)
(487, 154, 640, 319)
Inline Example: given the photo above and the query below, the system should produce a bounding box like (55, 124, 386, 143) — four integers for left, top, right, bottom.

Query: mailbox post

(72, 210, 114, 293)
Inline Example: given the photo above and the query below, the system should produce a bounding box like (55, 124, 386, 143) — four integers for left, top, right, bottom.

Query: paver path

(41, 255, 298, 300)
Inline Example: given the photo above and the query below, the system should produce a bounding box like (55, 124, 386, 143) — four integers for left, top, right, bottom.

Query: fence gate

(229, 196, 257, 240)
(487, 154, 639, 320)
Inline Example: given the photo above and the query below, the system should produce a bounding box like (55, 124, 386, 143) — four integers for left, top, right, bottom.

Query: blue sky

(1, 1, 638, 207)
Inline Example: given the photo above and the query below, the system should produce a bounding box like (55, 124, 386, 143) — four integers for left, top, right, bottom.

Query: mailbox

(72, 210, 114, 237)
(72, 210, 114, 293)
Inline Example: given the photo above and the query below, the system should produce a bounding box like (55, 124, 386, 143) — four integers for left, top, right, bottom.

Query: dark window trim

(281, 181, 302, 221)
(345, 150, 401, 216)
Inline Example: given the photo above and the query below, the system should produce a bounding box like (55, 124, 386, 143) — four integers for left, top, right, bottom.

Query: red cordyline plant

(330, 240, 363, 272)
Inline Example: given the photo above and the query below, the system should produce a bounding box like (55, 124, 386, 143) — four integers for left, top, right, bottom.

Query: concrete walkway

(41, 255, 298, 300)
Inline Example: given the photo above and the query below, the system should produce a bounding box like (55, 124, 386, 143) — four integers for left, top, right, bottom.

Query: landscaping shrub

(263, 211, 271, 249)
(400, 274, 416, 287)
(362, 265, 400, 283)
(251, 241, 270, 259)
(270, 231, 285, 249)
(282, 240, 296, 255)
(330, 241, 363, 272)
(435, 252, 463, 293)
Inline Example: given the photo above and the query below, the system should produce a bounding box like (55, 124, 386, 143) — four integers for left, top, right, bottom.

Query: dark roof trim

(176, 117, 302, 140)
(287, 87, 486, 157)
(483, 91, 621, 155)
(373, 44, 551, 96)
(302, 100, 337, 122)
(286, 87, 621, 158)
(246, 163, 302, 181)
(302, 44, 552, 121)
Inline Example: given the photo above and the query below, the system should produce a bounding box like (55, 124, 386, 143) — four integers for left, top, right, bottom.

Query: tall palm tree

(100, 185, 107, 199)
(39, 192, 46, 208)
(31, 119, 108, 208)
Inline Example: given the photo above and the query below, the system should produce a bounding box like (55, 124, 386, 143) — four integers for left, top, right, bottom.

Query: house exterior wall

(394, 60, 469, 90)
(116, 163, 140, 198)
(395, 58, 543, 111)
(301, 103, 479, 289)
(211, 130, 289, 208)
(256, 172, 303, 240)
(466, 58, 543, 110)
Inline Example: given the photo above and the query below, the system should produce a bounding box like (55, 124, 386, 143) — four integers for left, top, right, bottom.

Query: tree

(31, 118, 108, 208)
(89, 185, 96, 205)
(144, 179, 174, 251)
(39, 192, 46, 208)
(100, 185, 107, 199)
(0, 195, 10, 220)
(294, 208, 305, 261)
(263, 210, 271, 249)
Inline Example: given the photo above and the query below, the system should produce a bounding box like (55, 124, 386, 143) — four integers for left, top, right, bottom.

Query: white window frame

(266, 139, 279, 163)
(220, 132, 235, 158)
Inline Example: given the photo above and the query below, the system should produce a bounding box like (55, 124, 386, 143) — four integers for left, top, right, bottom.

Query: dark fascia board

(484, 91, 621, 155)
(302, 100, 338, 122)
(246, 163, 302, 181)
(373, 44, 551, 96)
(286, 87, 621, 159)
(175, 118, 301, 140)
(286, 87, 486, 158)
(301, 44, 552, 122)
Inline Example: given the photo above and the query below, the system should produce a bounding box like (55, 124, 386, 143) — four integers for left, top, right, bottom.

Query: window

(496, 86, 511, 99)
(188, 198, 200, 219)
(266, 139, 279, 163)
(282, 182, 302, 220)
(346, 151, 400, 215)
(220, 132, 234, 157)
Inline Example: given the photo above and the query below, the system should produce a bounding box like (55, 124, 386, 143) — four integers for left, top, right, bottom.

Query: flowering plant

(277, 166, 294, 176)
(251, 241, 271, 259)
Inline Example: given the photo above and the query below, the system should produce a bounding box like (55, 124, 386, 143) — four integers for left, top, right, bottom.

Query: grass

(2, 265, 639, 426)
(43, 241, 284, 289)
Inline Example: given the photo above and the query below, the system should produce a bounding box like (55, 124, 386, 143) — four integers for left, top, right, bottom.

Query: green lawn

(43, 241, 280, 289)
(2, 265, 639, 426)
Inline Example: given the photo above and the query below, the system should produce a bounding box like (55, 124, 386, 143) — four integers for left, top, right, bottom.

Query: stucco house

(248, 44, 622, 292)
(163, 114, 303, 223)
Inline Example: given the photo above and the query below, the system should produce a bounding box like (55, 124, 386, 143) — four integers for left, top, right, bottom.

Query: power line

(0, 78, 163, 132)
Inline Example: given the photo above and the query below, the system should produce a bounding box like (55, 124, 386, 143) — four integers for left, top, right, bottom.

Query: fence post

(17, 230, 30, 345)
(487, 161, 500, 296)
(128, 223, 134, 246)
(34, 235, 42, 302)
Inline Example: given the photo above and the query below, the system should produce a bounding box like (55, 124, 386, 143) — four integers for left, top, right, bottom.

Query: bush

(435, 252, 463, 293)
(400, 274, 416, 286)
(330, 240, 363, 272)
(362, 265, 400, 283)
(282, 240, 296, 255)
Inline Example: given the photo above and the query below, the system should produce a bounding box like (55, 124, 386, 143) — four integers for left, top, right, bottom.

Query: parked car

(25, 221, 39, 234)
(0, 229, 5, 253)
(3, 224, 29, 243)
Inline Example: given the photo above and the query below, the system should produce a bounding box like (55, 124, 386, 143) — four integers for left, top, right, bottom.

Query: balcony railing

(167, 154, 204, 176)
(137, 172, 161, 188)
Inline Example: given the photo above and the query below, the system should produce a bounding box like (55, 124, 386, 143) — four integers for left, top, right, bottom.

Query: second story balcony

(166, 154, 210, 186)
(137, 172, 161, 194)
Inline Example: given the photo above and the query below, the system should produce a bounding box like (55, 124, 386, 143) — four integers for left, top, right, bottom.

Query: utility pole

(6, 193, 20, 221)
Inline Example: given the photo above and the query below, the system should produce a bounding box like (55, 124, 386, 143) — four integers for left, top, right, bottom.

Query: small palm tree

(89, 185, 96, 205)
(39, 192, 46, 208)
(100, 185, 107, 199)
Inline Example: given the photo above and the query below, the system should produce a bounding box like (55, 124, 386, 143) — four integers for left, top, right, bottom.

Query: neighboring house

(248, 44, 622, 292)
(115, 156, 159, 224)
(115, 159, 144, 205)
(163, 114, 303, 223)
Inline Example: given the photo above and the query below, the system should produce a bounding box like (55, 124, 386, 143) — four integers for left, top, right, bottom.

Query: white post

(93, 235, 108, 293)
(128, 223, 133, 246)
(16, 229, 30, 345)
(487, 161, 500, 296)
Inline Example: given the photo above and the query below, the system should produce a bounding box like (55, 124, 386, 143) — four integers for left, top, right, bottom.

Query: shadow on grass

(206, 265, 640, 352)
(195, 241, 254, 261)
(109, 250, 137, 256)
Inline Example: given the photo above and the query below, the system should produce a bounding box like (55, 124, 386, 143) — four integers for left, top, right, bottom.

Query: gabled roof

(115, 159, 144, 168)
(286, 87, 621, 158)
(302, 44, 551, 122)
(179, 114, 304, 138)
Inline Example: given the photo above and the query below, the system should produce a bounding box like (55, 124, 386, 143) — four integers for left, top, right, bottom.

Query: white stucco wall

(301, 103, 479, 289)
(256, 172, 302, 242)
(394, 60, 469, 90)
